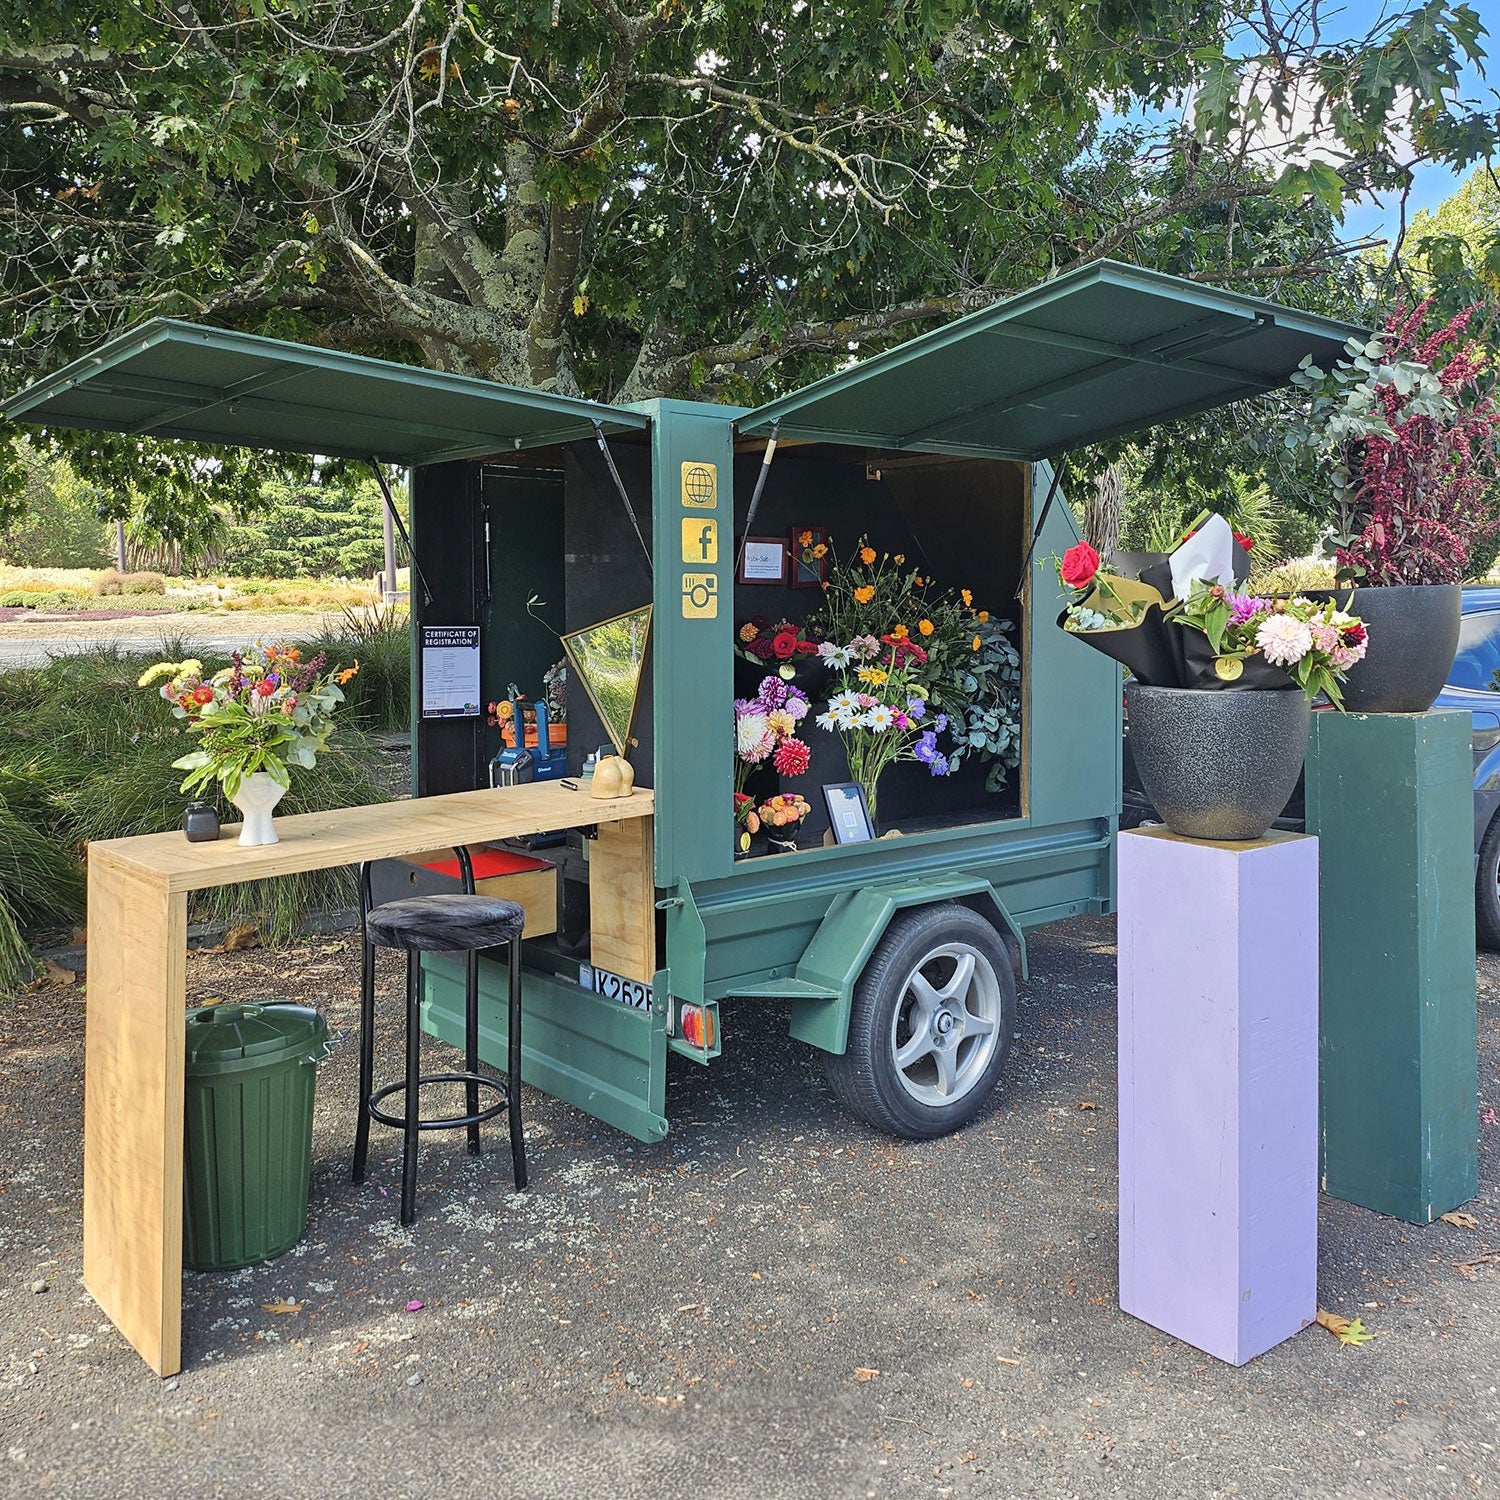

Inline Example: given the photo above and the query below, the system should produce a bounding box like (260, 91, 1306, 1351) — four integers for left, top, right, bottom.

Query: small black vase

(182, 801, 221, 843)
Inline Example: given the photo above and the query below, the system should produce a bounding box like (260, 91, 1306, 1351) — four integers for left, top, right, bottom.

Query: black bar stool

(352, 847, 528, 1226)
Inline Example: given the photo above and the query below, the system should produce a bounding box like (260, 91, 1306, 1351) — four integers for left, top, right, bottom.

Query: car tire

(1476, 814, 1500, 950)
(823, 903, 1017, 1139)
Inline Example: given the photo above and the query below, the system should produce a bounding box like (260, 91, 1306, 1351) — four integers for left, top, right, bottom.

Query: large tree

(0, 0, 1493, 514)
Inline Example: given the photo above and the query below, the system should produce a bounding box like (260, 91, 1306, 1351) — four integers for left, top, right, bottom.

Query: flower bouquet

(734, 677, 812, 851)
(140, 644, 358, 845)
(759, 793, 813, 852)
(1054, 512, 1368, 700)
(735, 616, 825, 688)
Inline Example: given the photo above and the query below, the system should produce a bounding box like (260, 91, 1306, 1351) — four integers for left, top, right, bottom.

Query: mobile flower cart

(3, 262, 1364, 1152)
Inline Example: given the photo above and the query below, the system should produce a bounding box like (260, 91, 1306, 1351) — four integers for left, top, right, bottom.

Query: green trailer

(3, 260, 1360, 1143)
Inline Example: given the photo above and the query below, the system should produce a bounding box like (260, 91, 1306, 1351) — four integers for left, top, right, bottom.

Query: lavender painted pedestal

(1118, 827, 1319, 1365)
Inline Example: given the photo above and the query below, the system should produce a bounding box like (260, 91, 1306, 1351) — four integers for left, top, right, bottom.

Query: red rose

(1060, 541, 1100, 590)
(1343, 622, 1367, 646)
(1233, 531, 1255, 552)
(192, 684, 214, 705)
(771, 629, 799, 660)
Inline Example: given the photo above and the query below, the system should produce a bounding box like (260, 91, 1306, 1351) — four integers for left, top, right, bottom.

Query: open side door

(739, 259, 1366, 460)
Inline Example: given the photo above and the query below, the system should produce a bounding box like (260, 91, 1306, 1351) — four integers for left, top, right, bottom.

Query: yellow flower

(859, 546, 876, 565)
(972, 635, 982, 652)
(918, 618, 934, 637)
(767, 709, 794, 736)
(894, 553, 905, 564)
(977, 610, 990, 623)
(178, 659, 203, 679)
(857, 666, 889, 686)
(811, 543, 828, 559)
(890, 623, 909, 640)
(137, 661, 179, 688)
(853, 584, 875, 605)
(961, 589, 973, 607)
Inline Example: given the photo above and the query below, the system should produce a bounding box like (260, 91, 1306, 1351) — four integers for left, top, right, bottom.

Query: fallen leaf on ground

(42, 960, 76, 987)
(1440, 1211, 1479, 1228)
(1076, 1100, 1097, 1111)
(1316, 1308, 1376, 1346)
(261, 1300, 303, 1315)
(1481, 1108, 1498, 1126)
(405, 1300, 424, 1312)
(853, 1367, 880, 1382)
(223, 924, 260, 951)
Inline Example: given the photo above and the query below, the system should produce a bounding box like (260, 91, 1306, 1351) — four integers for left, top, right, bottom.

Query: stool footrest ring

(368, 1073, 509, 1133)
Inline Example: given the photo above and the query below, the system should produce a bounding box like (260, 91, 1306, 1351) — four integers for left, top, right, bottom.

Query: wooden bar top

(88, 781, 655, 893)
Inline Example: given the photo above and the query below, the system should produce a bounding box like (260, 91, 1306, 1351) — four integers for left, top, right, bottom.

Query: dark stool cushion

(366, 893, 525, 953)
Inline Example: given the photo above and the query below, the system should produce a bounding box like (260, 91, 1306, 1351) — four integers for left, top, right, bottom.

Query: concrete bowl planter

(1309, 583, 1460, 714)
(1125, 683, 1311, 841)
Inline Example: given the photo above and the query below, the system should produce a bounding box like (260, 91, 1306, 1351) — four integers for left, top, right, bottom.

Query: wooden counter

(83, 782, 655, 1377)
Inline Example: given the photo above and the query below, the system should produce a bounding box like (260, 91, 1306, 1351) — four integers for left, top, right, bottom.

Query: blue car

(1123, 585, 1500, 947)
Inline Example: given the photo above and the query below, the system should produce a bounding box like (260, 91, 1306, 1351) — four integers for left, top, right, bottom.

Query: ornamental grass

(0, 635, 392, 995)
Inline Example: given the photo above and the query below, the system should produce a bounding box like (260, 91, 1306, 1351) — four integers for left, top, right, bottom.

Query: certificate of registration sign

(420, 625, 481, 718)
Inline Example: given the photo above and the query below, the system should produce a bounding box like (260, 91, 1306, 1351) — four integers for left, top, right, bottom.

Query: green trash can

(182, 1002, 329, 1271)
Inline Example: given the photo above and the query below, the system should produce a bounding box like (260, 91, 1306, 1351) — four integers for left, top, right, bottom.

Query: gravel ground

(2, 918, 1497, 1500)
(0, 610, 331, 669)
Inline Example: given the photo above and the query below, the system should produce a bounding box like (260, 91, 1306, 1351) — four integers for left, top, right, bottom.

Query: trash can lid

(184, 1002, 327, 1073)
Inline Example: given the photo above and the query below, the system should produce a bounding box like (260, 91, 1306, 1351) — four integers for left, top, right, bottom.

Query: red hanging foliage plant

(1290, 301, 1500, 586)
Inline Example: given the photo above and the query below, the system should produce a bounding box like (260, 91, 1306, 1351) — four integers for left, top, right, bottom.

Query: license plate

(578, 963, 651, 1010)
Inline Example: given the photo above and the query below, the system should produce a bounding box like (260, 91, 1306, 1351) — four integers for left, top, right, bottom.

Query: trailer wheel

(824, 903, 1016, 1139)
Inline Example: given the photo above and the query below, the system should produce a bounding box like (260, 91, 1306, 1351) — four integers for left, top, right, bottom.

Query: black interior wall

(730, 448, 1027, 833)
(413, 461, 484, 797)
(480, 467, 566, 767)
(563, 439, 655, 785)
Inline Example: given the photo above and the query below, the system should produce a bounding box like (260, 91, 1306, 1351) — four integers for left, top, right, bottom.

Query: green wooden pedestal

(1305, 710, 1477, 1223)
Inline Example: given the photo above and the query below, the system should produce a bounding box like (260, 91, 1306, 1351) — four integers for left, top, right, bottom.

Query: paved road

(0, 611, 327, 668)
(3, 916, 1498, 1499)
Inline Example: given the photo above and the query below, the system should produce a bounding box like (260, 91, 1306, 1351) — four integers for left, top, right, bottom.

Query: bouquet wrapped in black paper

(1054, 514, 1369, 705)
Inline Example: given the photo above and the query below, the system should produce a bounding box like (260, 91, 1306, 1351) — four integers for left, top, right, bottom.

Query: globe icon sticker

(681, 461, 717, 508)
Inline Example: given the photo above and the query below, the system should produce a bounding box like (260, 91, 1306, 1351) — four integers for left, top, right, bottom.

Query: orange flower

(912, 575, 923, 587)
(972, 635, 982, 651)
(799, 530, 813, 547)
(336, 660, 360, 686)
(977, 610, 990, 623)
(284, 647, 301, 662)
(918, 618, 934, 637)
(853, 584, 875, 605)
(738, 622, 759, 642)
(859, 546, 876, 565)
(889, 623, 909, 640)
(960, 589, 972, 608)
(811, 543, 828, 559)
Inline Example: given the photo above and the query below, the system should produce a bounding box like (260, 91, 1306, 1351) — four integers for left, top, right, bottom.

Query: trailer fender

(787, 879, 1026, 1056)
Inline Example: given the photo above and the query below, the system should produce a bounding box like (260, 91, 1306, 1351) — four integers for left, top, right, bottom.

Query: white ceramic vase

(230, 771, 286, 846)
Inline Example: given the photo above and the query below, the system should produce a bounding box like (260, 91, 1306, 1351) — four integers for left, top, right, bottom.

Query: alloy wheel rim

(889, 942, 1002, 1106)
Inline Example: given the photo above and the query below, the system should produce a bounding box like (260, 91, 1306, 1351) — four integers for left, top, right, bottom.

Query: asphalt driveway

(2, 916, 1497, 1499)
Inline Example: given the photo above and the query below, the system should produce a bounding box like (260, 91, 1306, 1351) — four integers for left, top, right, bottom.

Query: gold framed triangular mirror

(560, 604, 653, 757)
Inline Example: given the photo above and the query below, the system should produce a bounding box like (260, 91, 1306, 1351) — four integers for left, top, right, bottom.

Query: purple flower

(757, 676, 789, 708)
(933, 714, 948, 734)
(905, 696, 926, 721)
(927, 752, 950, 777)
(1227, 593, 1271, 625)
(914, 729, 938, 764)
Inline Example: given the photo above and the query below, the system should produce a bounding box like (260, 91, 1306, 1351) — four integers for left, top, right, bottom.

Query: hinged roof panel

(1, 319, 647, 464)
(740, 261, 1366, 459)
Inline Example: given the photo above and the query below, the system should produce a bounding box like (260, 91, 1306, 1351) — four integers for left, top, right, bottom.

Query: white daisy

(830, 690, 862, 715)
(864, 704, 895, 731)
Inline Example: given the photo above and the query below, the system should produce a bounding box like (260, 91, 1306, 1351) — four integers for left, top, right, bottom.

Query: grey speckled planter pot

(1308, 584, 1460, 714)
(1125, 683, 1311, 842)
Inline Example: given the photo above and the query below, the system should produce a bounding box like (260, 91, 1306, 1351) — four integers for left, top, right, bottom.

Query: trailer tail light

(680, 1003, 714, 1050)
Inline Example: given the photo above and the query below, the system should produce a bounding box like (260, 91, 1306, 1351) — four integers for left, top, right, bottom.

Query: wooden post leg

(588, 815, 655, 984)
(83, 852, 188, 1377)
